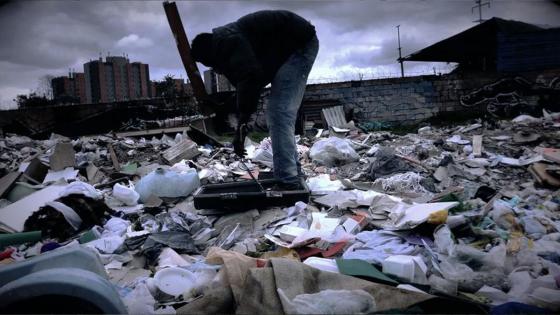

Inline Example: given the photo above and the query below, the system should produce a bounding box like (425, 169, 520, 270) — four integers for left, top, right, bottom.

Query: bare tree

(35, 74, 54, 99)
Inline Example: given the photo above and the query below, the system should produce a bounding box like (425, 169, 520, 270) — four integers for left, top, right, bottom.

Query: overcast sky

(0, 0, 559, 108)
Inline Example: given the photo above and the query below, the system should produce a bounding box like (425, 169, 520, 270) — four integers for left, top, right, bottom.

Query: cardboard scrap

(43, 167, 79, 184)
(382, 255, 428, 284)
(278, 225, 307, 242)
(543, 148, 560, 164)
(264, 234, 320, 249)
(0, 184, 68, 233)
(529, 163, 560, 188)
(49, 142, 76, 171)
(108, 144, 120, 170)
(21, 158, 49, 184)
(86, 164, 104, 185)
(310, 212, 340, 234)
(472, 135, 483, 157)
(296, 242, 348, 260)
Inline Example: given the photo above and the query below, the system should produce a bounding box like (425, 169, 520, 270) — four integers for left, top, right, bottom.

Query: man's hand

(232, 123, 249, 157)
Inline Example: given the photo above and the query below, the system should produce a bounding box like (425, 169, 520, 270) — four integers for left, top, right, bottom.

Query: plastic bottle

(135, 168, 200, 203)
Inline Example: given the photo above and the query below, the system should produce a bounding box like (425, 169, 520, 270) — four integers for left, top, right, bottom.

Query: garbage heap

(0, 111, 559, 314)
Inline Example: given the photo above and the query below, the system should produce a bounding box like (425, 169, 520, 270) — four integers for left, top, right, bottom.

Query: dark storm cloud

(1, 0, 560, 107)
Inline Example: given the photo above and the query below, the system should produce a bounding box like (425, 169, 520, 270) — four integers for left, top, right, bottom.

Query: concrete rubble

(1, 111, 560, 314)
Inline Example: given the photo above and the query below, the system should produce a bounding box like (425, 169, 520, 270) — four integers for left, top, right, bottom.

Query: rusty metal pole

(163, 1, 207, 102)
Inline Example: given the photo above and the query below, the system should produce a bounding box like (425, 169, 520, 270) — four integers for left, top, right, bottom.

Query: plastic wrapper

(309, 137, 359, 166)
(122, 282, 160, 314)
(434, 224, 456, 257)
(112, 182, 140, 206)
(520, 217, 547, 240)
(491, 200, 517, 230)
(428, 274, 458, 296)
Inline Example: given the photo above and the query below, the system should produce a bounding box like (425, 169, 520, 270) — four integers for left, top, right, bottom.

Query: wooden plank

(22, 158, 49, 184)
(108, 144, 120, 170)
(115, 126, 190, 138)
(336, 106, 346, 126)
(543, 148, 560, 164)
(473, 135, 483, 157)
(321, 106, 347, 129)
(0, 172, 21, 198)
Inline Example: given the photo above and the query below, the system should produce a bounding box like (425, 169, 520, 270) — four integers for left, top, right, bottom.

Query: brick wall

(256, 70, 560, 127)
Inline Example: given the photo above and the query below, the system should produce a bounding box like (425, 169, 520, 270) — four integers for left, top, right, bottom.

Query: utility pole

(396, 25, 404, 78)
(472, 0, 490, 24)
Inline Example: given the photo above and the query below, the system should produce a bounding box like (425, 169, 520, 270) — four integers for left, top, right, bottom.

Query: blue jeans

(267, 35, 319, 185)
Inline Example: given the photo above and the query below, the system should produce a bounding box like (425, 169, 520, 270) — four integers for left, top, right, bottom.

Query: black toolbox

(193, 177, 309, 210)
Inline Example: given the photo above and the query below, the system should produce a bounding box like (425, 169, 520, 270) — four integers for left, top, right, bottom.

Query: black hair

(191, 33, 214, 67)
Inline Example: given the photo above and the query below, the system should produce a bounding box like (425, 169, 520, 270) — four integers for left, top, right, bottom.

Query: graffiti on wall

(460, 76, 560, 117)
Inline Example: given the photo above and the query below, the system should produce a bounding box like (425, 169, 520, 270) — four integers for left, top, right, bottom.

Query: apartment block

(52, 72, 87, 104)
(83, 56, 151, 103)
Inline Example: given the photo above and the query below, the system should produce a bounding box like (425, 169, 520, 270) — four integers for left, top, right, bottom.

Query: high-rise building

(52, 71, 87, 104)
(203, 69, 217, 94)
(74, 73, 86, 104)
(84, 56, 151, 103)
(203, 69, 235, 94)
(150, 81, 157, 99)
(216, 73, 235, 92)
(129, 62, 150, 99)
(106, 56, 129, 101)
(84, 58, 107, 103)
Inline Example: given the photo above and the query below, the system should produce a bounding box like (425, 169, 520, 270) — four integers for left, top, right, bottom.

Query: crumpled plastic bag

(439, 257, 474, 283)
(103, 217, 131, 237)
(250, 137, 274, 168)
(169, 160, 192, 173)
(141, 231, 198, 267)
(284, 201, 307, 217)
(122, 282, 175, 314)
(491, 200, 518, 230)
(85, 235, 124, 254)
(343, 230, 416, 264)
(60, 181, 103, 199)
(367, 146, 414, 180)
(199, 162, 229, 183)
(278, 289, 376, 314)
(113, 182, 140, 206)
(306, 174, 344, 193)
(310, 137, 359, 166)
(434, 224, 456, 256)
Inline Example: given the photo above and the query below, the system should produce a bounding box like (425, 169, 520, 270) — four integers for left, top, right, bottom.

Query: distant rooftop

(403, 17, 560, 73)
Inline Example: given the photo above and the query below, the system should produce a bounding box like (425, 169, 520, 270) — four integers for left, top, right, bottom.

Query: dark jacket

(210, 10, 316, 121)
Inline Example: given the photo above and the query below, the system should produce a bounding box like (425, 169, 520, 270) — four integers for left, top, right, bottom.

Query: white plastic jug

(135, 168, 200, 202)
